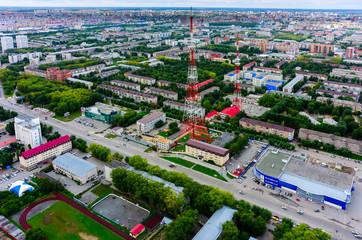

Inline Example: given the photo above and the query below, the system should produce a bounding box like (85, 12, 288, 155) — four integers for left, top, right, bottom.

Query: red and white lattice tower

(232, 36, 243, 110)
(178, 8, 212, 142)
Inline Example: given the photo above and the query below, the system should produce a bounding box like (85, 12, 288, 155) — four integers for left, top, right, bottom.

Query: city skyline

(0, 0, 361, 10)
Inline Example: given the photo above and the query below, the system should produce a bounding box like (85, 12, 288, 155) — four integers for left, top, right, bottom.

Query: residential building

(24, 67, 46, 78)
(200, 86, 220, 98)
(316, 97, 362, 112)
(205, 111, 218, 121)
(1, 36, 14, 51)
(14, 115, 42, 148)
(124, 71, 156, 85)
(86, 64, 106, 71)
(15, 35, 29, 49)
(19, 135, 72, 170)
(46, 54, 56, 63)
(149, 87, 178, 100)
(66, 77, 93, 89)
(53, 153, 97, 185)
(330, 68, 362, 80)
(137, 112, 166, 132)
(163, 100, 205, 118)
(253, 66, 282, 74)
(110, 80, 141, 91)
(46, 67, 72, 81)
(310, 44, 334, 54)
(283, 75, 304, 93)
(240, 117, 295, 141)
(242, 62, 257, 71)
(98, 84, 157, 104)
(192, 206, 237, 240)
(95, 69, 120, 78)
(185, 139, 230, 165)
(220, 106, 240, 118)
(84, 102, 121, 124)
(295, 72, 327, 80)
(299, 128, 362, 155)
(323, 81, 362, 92)
(346, 47, 355, 59)
(270, 90, 312, 100)
(157, 80, 171, 87)
(315, 89, 359, 101)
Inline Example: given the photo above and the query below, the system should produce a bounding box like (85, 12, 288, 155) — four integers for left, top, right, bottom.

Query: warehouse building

(84, 102, 121, 124)
(185, 139, 230, 165)
(53, 153, 98, 185)
(19, 135, 72, 170)
(137, 112, 166, 133)
(254, 150, 354, 210)
(240, 117, 295, 141)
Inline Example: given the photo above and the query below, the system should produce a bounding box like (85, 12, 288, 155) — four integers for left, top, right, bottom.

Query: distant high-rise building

(346, 47, 355, 59)
(16, 35, 29, 49)
(1, 36, 14, 52)
(15, 115, 42, 148)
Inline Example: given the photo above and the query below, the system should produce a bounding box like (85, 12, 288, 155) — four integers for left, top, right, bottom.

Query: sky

(0, 0, 360, 10)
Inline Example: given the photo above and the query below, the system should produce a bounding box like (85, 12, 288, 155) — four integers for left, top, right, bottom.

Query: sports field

(28, 201, 123, 240)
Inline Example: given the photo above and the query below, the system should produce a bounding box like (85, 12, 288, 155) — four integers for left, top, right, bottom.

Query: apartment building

(310, 44, 334, 54)
(224, 70, 242, 82)
(163, 100, 205, 118)
(66, 77, 93, 89)
(299, 128, 362, 155)
(295, 72, 327, 80)
(95, 69, 120, 78)
(24, 67, 46, 78)
(124, 71, 156, 85)
(323, 81, 362, 92)
(185, 139, 230, 165)
(86, 64, 106, 71)
(157, 80, 171, 87)
(149, 87, 178, 100)
(53, 153, 97, 185)
(1, 36, 14, 51)
(240, 117, 295, 141)
(315, 89, 360, 101)
(110, 80, 141, 91)
(270, 90, 312, 100)
(316, 97, 362, 112)
(19, 135, 72, 170)
(330, 68, 362, 80)
(283, 75, 304, 93)
(253, 66, 282, 74)
(15, 35, 29, 48)
(14, 115, 42, 148)
(242, 62, 257, 71)
(98, 84, 157, 104)
(136, 112, 166, 133)
(46, 67, 72, 81)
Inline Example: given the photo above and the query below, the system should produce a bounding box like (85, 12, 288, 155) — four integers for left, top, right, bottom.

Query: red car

(321, 205, 325, 210)
(296, 198, 300, 202)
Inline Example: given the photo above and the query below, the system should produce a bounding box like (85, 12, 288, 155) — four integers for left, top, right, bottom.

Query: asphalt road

(1, 99, 360, 239)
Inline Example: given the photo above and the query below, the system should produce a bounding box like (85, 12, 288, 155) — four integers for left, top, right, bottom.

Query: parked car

(321, 205, 325, 210)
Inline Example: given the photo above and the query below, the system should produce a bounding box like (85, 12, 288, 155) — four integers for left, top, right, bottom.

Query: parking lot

(70, 116, 110, 133)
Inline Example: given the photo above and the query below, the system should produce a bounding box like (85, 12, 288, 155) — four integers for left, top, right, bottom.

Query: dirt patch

(79, 232, 98, 240)
(64, 220, 78, 233)
(43, 211, 54, 225)
(343, 166, 354, 174)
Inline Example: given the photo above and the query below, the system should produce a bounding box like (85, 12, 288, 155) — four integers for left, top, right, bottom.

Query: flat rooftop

(256, 150, 294, 178)
(283, 158, 353, 191)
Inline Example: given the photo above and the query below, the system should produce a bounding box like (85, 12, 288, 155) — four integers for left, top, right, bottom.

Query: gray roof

(53, 153, 97, 178)
(283, 75, 304, 89)
(193, 206, 237, 240)
(137, 112, 165, 125)
(186, 139, 229, 157)
(15, 114, 34, 121)
(240, 117, 295, 133)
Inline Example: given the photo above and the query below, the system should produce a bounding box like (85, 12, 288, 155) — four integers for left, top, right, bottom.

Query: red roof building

(129, 224, 145, 238)
(195, 79, 214, 89)
(220, 106, 240, 118)
(19, 135, 72, 170)
(205, 111, 218, 121)
(0, 137, 18, 150)
(243, 61, 257, 71)
(144, 213, 163, 230)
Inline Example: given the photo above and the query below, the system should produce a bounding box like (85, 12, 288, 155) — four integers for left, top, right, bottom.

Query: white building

(53, 153, 98, 185)
(15, 115, 42, 148)
(15, 35, 29, 49)
(1, 36, 14, 51)
(137, 112, 166, 133)
(46, 54, 57, 63)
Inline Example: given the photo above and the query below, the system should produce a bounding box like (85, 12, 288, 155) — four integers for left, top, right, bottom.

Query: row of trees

(224, 135, 249, 157)
(70, 135, 88, 153)
(110, 111, 146, 128)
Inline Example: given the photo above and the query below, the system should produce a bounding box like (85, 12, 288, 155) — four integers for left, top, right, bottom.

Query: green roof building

(84, 102, 120, 124)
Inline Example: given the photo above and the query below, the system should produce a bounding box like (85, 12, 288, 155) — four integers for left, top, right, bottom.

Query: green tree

(5, 121, 15, 135)
(25, 227, 46, 240)
(220, 221, 239, 240)
(164, 209, 198, 240)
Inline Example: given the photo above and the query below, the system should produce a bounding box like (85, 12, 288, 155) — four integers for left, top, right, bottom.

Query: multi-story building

(242, 62, 257, 71)
(346, 47, 355, 59)
(98, 84, 157, 104)
(323, 81, 362, 92)
(270, 90, 312, 100)
(224, 70, 242, 82)
(24, 67, 46, 78)
(185, 139, 230, 165)
(163, 100, 205, 118)
(46, 67, 59, 80)
(8, 52, 42, 64)
(95, 69, 120, 78)
(66, 77, 93, 89)
(136, 112, 166, 133)
(299, 128, 362, 155)
(15, 35, 29, 49)
(330, 68, 362, 80)
(315, 89, 360, 102)
(283, 75, 304, 93)
(240, 117, 295, 141)
(14, 115, 42, 148)
(86, 64, 106, 71)
(1, 36, 14, 51)
(295, 72, 327, 80)
(19, 135, 72, 170)
(316, 97, 362, 112)
(310, 44, 334, 54)
(157, 80, 171, 87)
(45, 54, 56, 63)
(46, 67, 72, 81)
(149, 87, 178, 100)
(53, 153, 98, 185)
(110, 80, 141, 91)
(253, 66, 282, 74)
(124, 71, 156, 85)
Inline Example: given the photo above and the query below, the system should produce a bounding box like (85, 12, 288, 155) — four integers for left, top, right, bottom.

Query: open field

(53, 110, 82, 122)
(161, 157, 195, 168)
(28, 201, 123, 240)
(192, 164, 227, 181)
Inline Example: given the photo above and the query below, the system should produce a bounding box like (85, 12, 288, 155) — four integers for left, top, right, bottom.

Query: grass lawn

(178, 134, 190, 143)
(158, 131, 169, 138)
(172, 145, 185, 152)
(161, 157, 195, 168)
(105, 134, 117, 139)
(91, 184, 113, 197)
(53, 110, 82, 122)
(28, 201, 123, 240)
(192, 164, 227, 182)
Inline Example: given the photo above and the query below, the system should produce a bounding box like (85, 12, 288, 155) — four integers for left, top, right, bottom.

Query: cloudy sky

(0, 0, 360, 9)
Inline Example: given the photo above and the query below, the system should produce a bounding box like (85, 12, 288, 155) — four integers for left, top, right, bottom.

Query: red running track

(19, 193, 135, 240)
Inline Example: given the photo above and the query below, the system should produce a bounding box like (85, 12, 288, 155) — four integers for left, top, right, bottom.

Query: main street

(0, 99, 360, 239)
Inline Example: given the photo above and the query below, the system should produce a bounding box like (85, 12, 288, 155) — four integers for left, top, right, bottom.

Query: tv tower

(178, 8, 211, 142)
(232, 35, 243, 111)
